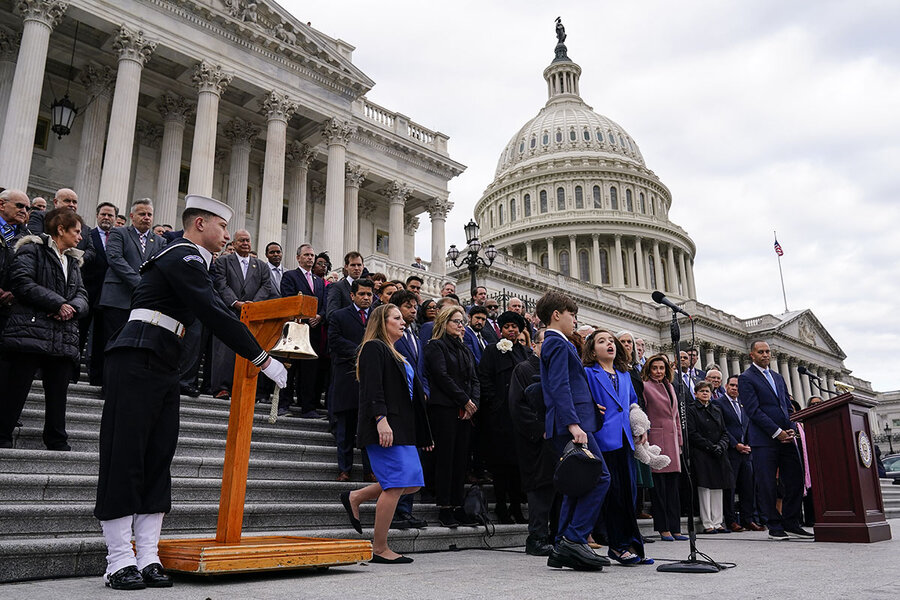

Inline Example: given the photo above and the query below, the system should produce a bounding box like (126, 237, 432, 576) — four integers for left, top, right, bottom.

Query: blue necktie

(1, 224, 13, 242)
(763, 369, 778, 394)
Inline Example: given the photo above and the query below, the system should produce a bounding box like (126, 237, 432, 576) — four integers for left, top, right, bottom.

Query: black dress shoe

(180, 384, 201, 398)
(547, 546, 602, 570)
(0, 440, 12, 449)
(405, 514, 428, 528)
(554, 537, 609, 568)
(390, 515, 413, 530)
(453, 507, 479, 526)
(340, 491, 363, 534)
(140, 563, 173, 588)
(438, 507, 459, 528)
(46, 443, 71, 451)
(525, 535, 553, 556)
(104, 565, 146, 590)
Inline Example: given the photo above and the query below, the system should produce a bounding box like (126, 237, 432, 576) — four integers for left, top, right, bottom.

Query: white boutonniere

(497, 339, 514, 353)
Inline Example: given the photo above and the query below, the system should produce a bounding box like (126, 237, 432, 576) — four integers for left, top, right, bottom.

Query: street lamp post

(886, 424, 894, 454)
(447, 219, 497, 301)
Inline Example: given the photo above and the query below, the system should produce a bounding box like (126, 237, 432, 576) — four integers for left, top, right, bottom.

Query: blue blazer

(737, 366, 794, 448)
(585, 365, 638, 452)
(418, 321, 434, 346)
(713, 395, 750, 448)
(463, 326, 485, 363)
(395, 331, 429, 396)
(539, 331, 598, 438)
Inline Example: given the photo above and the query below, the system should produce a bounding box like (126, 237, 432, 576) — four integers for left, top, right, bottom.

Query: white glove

(261, 359, 288, 389)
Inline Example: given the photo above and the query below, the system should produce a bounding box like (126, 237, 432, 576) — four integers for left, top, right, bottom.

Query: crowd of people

(0, 186, 819, 583)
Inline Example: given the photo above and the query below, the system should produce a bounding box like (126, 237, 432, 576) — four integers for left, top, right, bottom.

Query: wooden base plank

(158, 536, 372, 574)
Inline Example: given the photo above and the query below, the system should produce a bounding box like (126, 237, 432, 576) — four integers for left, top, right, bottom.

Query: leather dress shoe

(453, 507, 479, 526)
(47, 443, 71, 451)
(104, 565, 145, 590)
(554, 537, 609, 568)
(214, 390, 230, 400)
(729, 522, 746, 532)
(180, 384, 201, 398)
(746, 522, 766, 532)
(336, 471, 350, 482)
(140, 563, 173, 588)
(365, 473, 378, 483)
(405, 514, 428, 528)
(525, 535, 553, 556)
(390, 515, 413, 530)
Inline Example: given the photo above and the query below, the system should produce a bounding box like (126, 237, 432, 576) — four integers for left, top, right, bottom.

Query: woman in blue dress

(340, 304, 433, 564)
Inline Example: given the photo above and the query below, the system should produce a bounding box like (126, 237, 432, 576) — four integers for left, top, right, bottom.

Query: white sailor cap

(184, 194, 233, 224)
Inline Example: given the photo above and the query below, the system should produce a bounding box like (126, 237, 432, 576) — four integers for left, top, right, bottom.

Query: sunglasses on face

(14, 202, 29, 210)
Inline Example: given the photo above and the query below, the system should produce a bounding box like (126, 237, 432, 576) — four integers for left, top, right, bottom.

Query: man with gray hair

(27, 188, 95, 263)
(0, 189, 30, 326)
(30, 196, 47, 212)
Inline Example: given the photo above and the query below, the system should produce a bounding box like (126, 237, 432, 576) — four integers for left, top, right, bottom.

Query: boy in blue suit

(536, 291, 610, 570)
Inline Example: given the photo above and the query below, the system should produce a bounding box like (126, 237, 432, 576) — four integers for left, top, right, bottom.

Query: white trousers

(100, 513, 165, 574)
(698, 487, 724, 530)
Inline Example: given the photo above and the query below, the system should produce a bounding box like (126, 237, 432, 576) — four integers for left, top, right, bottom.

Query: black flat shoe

(104, 565, 145, 590)
(340, 491, 362, 534)
(140, 563, 173, 588)
(369, 554, 413, 564)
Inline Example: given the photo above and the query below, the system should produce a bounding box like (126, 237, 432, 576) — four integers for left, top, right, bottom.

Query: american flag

(774, 239, 784, 256)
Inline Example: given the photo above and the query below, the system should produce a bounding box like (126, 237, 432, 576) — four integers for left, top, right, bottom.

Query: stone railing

(364, 255, 455, 298)
(353, 98, 449, 156)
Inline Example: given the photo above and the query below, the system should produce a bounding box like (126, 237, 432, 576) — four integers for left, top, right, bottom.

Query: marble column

(547, 237, 557, 271)
(826, 372, 835, 393)
(427, 197, 453, 276)
(634, 236, 646, 289)
(0, 1, 66, 189)
(652, 240, 664, 292)
(778, 357, 793, 395)
(686, 257, 697, 299)
(731, 356, 741, 377)
(666, 244, 678, 294)
(704, 348, 715, 371)
(613, 234, 624, 287)
(358, 198, 376, 256)
(344, 163, 367, 253)
(258, 91, 297, 248)
(187, 61, 231, 197)
(385, 181, 409, 263)
(132, 119, 162, 201)
(0, 29, 22, 150)
(96, 26, 156, 215)
(285, 141, 313, 259)
(73, 65, 115, 226)
(678, 250, 688, 296)
(321, 118, 354, 257)
(816, 368, 827, 397)
(789, 361, 803, 402)
(223, 118, 260, 232)
(154, 93, 193, 228)
(591, 233, 601, 283)
(568, 235, 577, 276)
(404, 215, 419, 266)
(800, 366, 812, 404)
(769, 354, 780, 376)
(718, 350, 729, 380)
(526, 240, 534, 263)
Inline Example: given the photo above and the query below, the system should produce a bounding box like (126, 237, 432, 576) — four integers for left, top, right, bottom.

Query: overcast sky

(285, 0, 900, 392)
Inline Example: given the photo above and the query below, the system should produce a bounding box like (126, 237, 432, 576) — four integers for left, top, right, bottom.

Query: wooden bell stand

(157, 296, 372, 573)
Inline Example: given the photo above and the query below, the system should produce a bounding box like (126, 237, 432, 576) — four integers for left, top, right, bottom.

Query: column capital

(261, 90, 297, 122)
(404, 214, 420, 236)
(214, 147, 229, 168)
(0, 29, 21, 61)
(286, 140, 313, 169)
(322, 117, 354, 147)
(359, 197, 377, 219)
(310, 180, 326, 205)
(345, 163, 367, 188)
(591, 232, 599, 241)
(136, 119, 162, 149)
(568, 234, 577, 242)
(426, 197, 453, 220)
(223, 117, 260, 146)
(113, 25, 156, 66)
(193, 60, 232, 95)
(384, 181, 410, 205)
(80, 64, 116, 98)
(157, 92, 194, 124)
(15, 0, 67, 29)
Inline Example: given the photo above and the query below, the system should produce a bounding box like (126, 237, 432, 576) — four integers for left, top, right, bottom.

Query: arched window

(578, 249, 590, 280)
(626, 189, 633, 212)
(490, 210, 494, 228)
(583, 129, 590, 141)
(599, 248, 610, 284)
(540, 253, 548, 269)
(524, 193, 531, 217)
(542, 133, 549, 146)
(556, 187, 566, 210)
(510, 198, 517, 221)
(530, 136, 536, 149)
(593, 185, 602, 208)
(574, 185, 584, 209)
(609, 133, 616, 146)
(596, 130, 604, 142)
(619, 134, 626, 147)
(559, 250, 570, 276)
(498, 203, 504, 225)
(569, 129, 577, 141)
(539, 190, 548, 213)
(610, 186, 618, 210)
(648, 256, 657, 288)
(650, 196, 656, 216)
(639, 192, 646, 213)
(519, 141, 524, 153)
(555, 130, 563, 143)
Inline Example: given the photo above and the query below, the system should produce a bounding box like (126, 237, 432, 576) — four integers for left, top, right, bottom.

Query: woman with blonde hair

(340, 304, 433, 563)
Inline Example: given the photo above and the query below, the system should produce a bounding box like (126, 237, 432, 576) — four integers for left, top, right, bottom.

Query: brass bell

(269, 321, 318, 360)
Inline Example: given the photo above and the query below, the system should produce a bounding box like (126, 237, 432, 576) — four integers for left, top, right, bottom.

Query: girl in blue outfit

(582, 329, 651, 565)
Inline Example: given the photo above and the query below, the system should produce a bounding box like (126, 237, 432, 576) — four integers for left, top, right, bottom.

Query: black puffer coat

(1, 234, 89, 361)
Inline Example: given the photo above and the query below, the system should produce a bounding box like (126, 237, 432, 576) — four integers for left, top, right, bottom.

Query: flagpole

(774, 230, 788, 313)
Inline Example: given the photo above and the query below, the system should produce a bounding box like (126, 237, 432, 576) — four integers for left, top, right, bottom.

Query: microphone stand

(807, 376, 839, 397)
(657, 310, 722, 574)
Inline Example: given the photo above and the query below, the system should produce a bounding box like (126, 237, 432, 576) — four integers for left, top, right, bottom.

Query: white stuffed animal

(629, 404, 671, 470)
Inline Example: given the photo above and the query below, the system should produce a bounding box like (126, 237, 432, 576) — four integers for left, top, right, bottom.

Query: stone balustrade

(354, 98, 449, 156)
(364, 255, 455, 298)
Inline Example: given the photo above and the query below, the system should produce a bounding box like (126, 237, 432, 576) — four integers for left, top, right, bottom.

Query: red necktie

(492, 321, 501, 337)
(359, 309, 367, 324)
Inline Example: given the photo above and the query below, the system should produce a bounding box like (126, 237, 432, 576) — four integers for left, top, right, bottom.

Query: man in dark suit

(325, 250, 364, 320)
(279, 243, 327, 416)
(705, 369, 727, 400)
(27, 187, 95, 264)
(687, 347, 706, 381)
(714, 374, 762, 532)
(98, 199, 166, 357)
(327, 278, 374, 482)
(483, 297, 500, 344)
(81, 202, 118, 385)
(209, 229, 272, 399)
(738, 341, 812, 540)
(463, 305, 489, 363)
(0, 190, 29, 334)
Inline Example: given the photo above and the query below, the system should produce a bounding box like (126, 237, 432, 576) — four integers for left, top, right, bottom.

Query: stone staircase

(0, 379, 528, 583)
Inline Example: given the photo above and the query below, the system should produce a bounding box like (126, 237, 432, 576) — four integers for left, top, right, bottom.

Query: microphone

(651, 291, 692, 317)
(798, 365, 819, 380)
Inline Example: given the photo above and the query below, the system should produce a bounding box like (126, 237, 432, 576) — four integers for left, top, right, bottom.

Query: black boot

(438, 507, 459, 528)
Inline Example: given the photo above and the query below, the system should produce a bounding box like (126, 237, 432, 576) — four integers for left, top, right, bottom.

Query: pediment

(774, 310, 845, 359)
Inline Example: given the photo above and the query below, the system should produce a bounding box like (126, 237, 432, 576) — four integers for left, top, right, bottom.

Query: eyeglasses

(448, 319, 465, 325)
(485, 305, 498, 310)
(14, 202, 29, 210)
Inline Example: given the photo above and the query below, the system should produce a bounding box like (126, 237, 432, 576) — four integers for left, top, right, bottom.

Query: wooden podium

(793, 393, 892, 543)
(158, 296, 372, 573)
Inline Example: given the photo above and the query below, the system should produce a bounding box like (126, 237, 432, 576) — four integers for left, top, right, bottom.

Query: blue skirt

(365, 444, 424, 490)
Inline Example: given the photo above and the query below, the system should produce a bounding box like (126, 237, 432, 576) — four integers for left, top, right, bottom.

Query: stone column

(816, 367, 827, 397)
(800, 366, 812, 404)
(613, 234, 624, 287)
(678, 250, 688, 296)
(731, 355, 741, 377)
(404, 215, 419, 266)
(652, 240, 664, 292)
(790, 361, 803, 402)
(96, 26, 156, 215)
(568, 235, 577, 276)
(0, 1, 66, 189)
(285, 141, 313, 259)
(132, 119, 162, 201)
(778, 357, 792, 395)
(344, 163, 367, 252)
(826, 372, 835, 393)
(187, 61, 231, 196)
(769, 354, 780, 376)
(666, 244, 678, 294)
(704, 348, 715, 371)
(686, 256, 697, 299)
(223, 118, 260, 232)
(0, 30, 22, 148)
(73, 65, 115, 225)
(427, 197, 453, 276)
(741, 357, 750, 372)
(717, 350, 729, 380)
(385, 181, 409, 263)
(358, 198, 376, 256)
(634, 236, 646, 289)
(547, 237, 557, 271)
(154, 93, 193, 228)
(258, 91, 297, 248)
(526, 240, 534, 264)
(321, 118, 354, 257)
(591, 233, 601, 283)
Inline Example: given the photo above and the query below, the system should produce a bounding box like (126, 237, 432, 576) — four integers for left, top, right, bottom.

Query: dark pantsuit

(491, 464, 525, 509)
(210, 337, 237, 394)
(551, 433, 610, 545)
(297, 357, 328, 413)
(526, 484, 559, 539)
(334, 408, 370, 476)
(278, 363, 300, 410)
(596, 446, 644, 556)
(753, 441, 803, 533)
(429, 404, 471, 507)
(650, 471, 682, 533)
(724, 451, 756, 526)
(0, 353, 72, 448)
(94, 348, 180, 520)
(102, 307, 130, 353)
(87, 308, 107, 385)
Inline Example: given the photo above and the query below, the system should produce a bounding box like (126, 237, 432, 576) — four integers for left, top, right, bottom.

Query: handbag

(554, 440, 606, 498)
